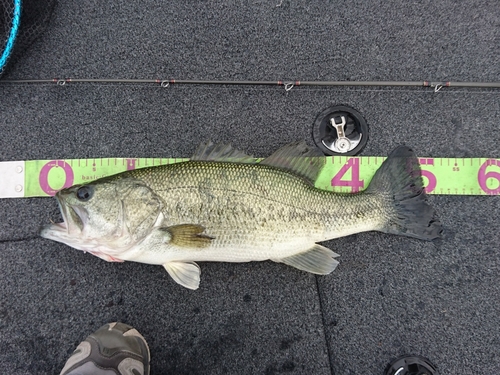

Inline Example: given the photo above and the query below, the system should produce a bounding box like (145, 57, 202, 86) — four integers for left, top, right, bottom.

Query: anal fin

(274, 244, 339, 275)
(163, 262, 201, 290)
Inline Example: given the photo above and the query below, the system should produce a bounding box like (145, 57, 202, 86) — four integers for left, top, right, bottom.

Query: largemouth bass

(40, 142, 441, 289)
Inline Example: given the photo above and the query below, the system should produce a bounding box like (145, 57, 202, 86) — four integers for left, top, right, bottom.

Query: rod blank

(1, 78, 499, 89)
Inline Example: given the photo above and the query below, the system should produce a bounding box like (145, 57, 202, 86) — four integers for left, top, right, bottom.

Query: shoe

(60, 322, 150, 375)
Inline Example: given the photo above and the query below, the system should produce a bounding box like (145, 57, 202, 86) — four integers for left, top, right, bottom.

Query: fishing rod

(1, 78, 499, 91)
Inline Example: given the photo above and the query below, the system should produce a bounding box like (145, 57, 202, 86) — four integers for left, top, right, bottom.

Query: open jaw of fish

(42, 190, 164, 263)
(40, 141, 442, 290)
(42, 196, 87, 244)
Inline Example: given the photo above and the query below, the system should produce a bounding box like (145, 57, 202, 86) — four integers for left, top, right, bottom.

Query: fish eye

(76, 186, 93, 201)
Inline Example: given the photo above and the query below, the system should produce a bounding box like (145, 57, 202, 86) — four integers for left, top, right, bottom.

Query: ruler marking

(2, 156, 500, 198)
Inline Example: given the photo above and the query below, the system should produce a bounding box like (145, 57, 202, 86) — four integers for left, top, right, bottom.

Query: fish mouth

(40, 195, 88, 239)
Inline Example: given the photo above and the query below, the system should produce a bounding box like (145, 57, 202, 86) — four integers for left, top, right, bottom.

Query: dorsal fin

(191, 141, 256, 163)
(261, 141, 326, 183)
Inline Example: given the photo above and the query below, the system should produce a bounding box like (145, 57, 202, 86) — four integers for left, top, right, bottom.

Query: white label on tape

(0, 161, 25, 198)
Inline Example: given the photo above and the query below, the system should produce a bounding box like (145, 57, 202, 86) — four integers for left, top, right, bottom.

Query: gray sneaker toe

(60, 322, 150, 375)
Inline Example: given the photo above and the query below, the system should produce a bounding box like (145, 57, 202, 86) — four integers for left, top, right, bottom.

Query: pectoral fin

(167, 224, 214, 248)
(274, 244, 339, 275)
(163, 262, 201, 290)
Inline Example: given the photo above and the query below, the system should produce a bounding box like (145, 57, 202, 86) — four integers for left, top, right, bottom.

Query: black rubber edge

(384, 354, 438, 375)
(312, 104, 369, 156)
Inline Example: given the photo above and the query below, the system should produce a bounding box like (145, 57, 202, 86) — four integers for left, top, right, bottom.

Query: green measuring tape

(1, 156, 499, 198)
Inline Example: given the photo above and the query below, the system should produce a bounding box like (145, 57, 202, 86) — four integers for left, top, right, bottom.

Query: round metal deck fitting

(385, 355, 438, 375)
(312, 105, 368, 156)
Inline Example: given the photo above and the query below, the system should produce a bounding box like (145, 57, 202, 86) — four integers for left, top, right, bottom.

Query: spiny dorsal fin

(191, 141, 256, 163)
(166, 224, 214, 248)
(261, 141, 326, 183)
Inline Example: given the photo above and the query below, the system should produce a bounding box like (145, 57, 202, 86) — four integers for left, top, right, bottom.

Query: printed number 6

(478, 159, 500, 195)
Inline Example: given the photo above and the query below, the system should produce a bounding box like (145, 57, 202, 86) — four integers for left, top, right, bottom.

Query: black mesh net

(0, 0, 55, 77)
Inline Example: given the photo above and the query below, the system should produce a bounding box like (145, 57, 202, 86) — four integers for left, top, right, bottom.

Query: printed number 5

(419, 158, 436, 193)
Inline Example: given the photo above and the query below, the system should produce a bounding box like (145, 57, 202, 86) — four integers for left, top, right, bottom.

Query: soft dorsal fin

(261, 141, 326, 183)
(191, 141, 256, 163)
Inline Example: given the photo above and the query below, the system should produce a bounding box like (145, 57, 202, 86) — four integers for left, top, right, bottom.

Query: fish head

(40, 178, 163, 255)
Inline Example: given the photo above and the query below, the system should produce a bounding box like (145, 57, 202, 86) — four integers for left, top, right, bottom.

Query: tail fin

(365, 146, 442, 240)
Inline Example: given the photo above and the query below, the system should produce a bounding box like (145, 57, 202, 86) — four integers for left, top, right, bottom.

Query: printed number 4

(331, 158, 364, 193)
(331, 158, 437, 194)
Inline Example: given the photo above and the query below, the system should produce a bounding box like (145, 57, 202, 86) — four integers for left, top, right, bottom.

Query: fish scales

(131, 161, 384, 249)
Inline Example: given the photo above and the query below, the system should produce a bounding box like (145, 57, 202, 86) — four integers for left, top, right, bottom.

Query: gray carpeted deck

(0, 1, 499, 374)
